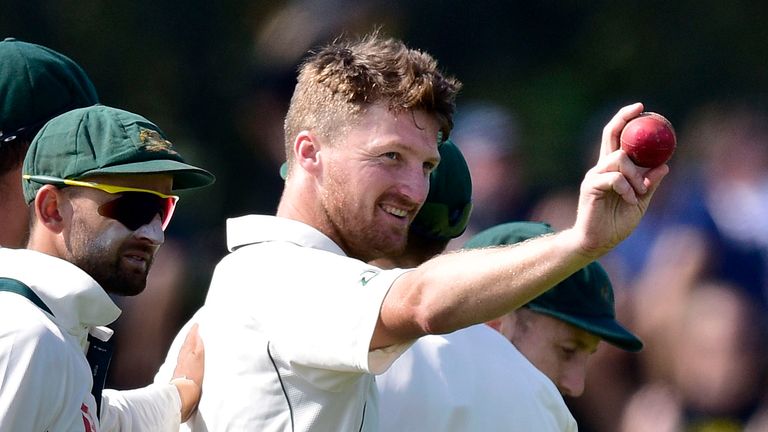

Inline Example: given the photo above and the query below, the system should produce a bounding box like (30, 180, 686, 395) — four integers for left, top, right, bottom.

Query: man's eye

(382, 152, 399, 160)
(424, 162, 437, 173)
(560, 347, 577, 360)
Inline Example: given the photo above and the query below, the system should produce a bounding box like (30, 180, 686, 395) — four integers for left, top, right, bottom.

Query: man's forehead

(336, 107, 437, 162)
(359, 104, 440, 132)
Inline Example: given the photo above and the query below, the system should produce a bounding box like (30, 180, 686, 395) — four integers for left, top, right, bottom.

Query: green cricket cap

(0, 37, 99, 143)
(464, 221, 643, 352)
(23, 104, 215, 202)
(410, 139, 473, 241)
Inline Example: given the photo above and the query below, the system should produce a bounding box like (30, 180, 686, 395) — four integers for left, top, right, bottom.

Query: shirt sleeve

(260, 256, 413, 374)
(99, 383, 181, 432)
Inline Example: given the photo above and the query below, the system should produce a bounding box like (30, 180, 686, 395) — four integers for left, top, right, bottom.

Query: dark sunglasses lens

(98, 192, 173, 231)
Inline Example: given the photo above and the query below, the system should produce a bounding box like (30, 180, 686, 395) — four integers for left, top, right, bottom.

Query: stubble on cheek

(320, 161, 410, 260)
(67, 217, 150, 295)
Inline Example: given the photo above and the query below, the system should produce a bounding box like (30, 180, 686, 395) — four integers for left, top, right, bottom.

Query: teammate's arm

(99, 324, 203, 431)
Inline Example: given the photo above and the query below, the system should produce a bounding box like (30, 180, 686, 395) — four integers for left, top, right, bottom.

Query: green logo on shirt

(359, 269, 380, 286)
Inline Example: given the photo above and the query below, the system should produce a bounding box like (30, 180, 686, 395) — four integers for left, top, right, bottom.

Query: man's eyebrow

(572, 336, 600, 353)
(371, 140, 440, 161)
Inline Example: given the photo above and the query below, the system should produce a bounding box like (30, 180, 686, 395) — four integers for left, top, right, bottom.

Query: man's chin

(106, 286, 146, 297)
(349, 239, 405, 263)
(375, 241, 407, 261)
(102, 275, 148, 297)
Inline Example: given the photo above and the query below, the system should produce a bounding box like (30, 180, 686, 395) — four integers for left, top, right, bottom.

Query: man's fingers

(583, 159, 667, 206)
(592, 150, 653, 199)
(585, 171, 638, 205)
(642, 163, 670, 193)
(600, 102, 644, 157)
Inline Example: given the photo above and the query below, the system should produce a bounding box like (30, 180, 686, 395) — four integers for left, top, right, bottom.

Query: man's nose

(134, 214, 165, 246)
(558, 365, 587, 398)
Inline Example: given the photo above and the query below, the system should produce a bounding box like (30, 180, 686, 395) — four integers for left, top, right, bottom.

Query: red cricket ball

(619, 112, 677, 168)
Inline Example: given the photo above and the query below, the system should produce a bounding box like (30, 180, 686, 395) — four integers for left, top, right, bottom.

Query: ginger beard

(320, 160, 410, 263)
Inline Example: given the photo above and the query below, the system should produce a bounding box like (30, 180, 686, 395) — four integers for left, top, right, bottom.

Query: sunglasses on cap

(23, 175, 179, 231)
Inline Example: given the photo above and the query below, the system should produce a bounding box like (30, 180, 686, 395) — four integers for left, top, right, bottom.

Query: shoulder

(0, 294, 63, 352)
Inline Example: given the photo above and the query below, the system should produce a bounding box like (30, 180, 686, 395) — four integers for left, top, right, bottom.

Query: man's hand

(170, 323, 204, 422)
(572, 102, 670, 258)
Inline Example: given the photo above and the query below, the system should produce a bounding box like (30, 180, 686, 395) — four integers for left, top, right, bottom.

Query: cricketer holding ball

(155, 32, 666, 431)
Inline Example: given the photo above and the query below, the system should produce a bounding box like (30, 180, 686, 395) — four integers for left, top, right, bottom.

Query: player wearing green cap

(378, 221, 642, 431)
(0, 37, 99, 248)
(0, 104, 214, 431)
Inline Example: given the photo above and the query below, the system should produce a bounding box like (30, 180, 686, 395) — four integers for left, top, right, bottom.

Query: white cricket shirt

(156, 215, 413, 431)
(377, 324, 579, 432)
(0, 248, 182, 431)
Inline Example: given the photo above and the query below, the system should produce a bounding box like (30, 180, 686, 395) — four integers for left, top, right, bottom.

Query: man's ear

(34, 185, 67, 234)
(486, 311, 519, 341)
(294, 131, 322, 176)
(486, 317, 503, 332)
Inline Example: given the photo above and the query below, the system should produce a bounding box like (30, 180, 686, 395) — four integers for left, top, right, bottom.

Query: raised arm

(373, 103, 669, 349)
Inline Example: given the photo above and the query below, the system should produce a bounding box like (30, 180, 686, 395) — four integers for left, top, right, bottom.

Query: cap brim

(527, 306, 644, 352)
(79, 159, 215, 191)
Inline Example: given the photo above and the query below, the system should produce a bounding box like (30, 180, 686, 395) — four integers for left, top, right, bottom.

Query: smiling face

(317, 104, 441, 262)
(60, 173, 173, 296)
(499, 308, 601, 397)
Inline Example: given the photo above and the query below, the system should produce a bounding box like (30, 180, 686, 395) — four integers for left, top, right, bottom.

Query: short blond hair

(284, 32, 461, 166)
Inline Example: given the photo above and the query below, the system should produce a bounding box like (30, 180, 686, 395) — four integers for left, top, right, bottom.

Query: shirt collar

(0, 248, 121, 335)
(226, 215, 346, 256)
